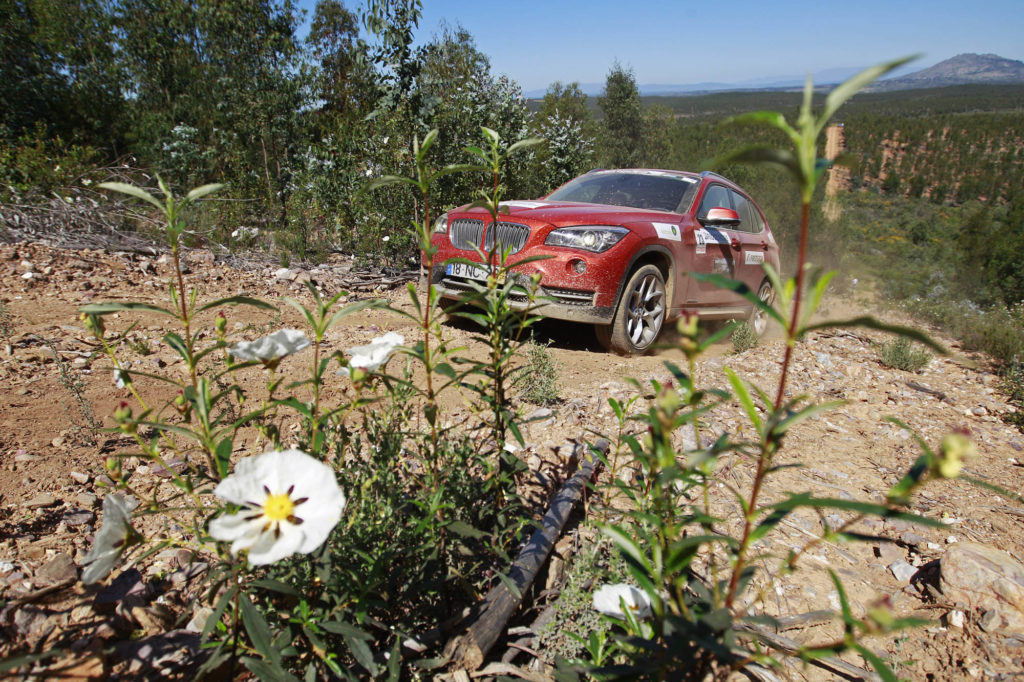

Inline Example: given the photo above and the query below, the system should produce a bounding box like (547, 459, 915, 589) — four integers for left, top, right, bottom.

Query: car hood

(452, 200, 680, 227)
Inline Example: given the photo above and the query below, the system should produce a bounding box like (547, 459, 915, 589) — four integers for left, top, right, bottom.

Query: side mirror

(702, 207, 741, 226)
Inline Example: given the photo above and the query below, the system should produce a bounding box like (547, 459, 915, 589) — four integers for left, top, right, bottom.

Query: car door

(729, 190, 772, 291)
(683, 183, 739, 307)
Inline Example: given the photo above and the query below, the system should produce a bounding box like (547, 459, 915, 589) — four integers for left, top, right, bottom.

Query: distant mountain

(522, 54, 1024, 99)
(865, 53, 1024, 91)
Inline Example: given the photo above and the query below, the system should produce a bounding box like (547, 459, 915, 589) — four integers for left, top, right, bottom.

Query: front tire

(596, 264, 666, 355)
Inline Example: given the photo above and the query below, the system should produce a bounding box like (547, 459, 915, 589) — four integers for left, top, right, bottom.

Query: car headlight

(545, 226, 628, 253)
(432, 212, 448, 234)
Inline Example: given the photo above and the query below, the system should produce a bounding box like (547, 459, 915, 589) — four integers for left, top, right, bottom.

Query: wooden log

(444, 439, 608, 670)
(734, 621, 881, 681)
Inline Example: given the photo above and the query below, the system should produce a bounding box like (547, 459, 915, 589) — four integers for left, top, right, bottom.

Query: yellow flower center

(263, 493, 295, 522)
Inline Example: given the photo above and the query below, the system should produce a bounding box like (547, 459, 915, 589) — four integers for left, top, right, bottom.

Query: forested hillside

(2, 0, 1022, 364)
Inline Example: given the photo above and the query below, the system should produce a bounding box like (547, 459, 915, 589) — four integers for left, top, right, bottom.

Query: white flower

(337, 332, 404, 377)
(113, 369, 130, 388)
(382, 236, 390, 243)
(228, 329, 310, 367)
(593, 583, 652, 619)
(209, 449, 345, 566)
(82, 494, 139, 584)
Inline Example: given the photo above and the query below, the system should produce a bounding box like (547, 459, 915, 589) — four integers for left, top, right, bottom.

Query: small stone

(971, 406, 989, 417)
(900, 531, 927, 546)
(94, 568, 146, 611)
(979, 609, 1002, 632)
(947, 536, 959, 544)
(22, 493, 58, 509)
(70, 471, 90, 484)
(76, 492, 98, 508)
(527, 407, 554, 420)
(34, 552, 78, 584)
(941, 542, 1024, 633)
(14, 451, 38, 462)
(62, 509, 95, 527)
(948, 609, 966, 628)
(186, 607, 214, 633)
(51, 436, 65, 448)
(890, 559, 918, 582)
(875, 543, 904, 564)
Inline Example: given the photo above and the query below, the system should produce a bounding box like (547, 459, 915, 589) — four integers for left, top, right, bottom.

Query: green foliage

(597, 62, 644, 168)
(519, 335, 560, 405)
(538, 538, 626, 665)
(550, 59, 958, 682)
(878, 336, 933, 373)
(729, 320, 759, 353)
(1002, 358, 1024, 432)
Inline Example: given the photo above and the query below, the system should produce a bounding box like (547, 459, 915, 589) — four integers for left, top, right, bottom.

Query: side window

(731, 190, 764, 234)
(697, 184, 731, 220)
(730, 192, 752, 233)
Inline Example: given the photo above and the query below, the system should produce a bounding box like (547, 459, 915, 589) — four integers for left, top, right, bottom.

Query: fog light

(571, 259, 586, 274)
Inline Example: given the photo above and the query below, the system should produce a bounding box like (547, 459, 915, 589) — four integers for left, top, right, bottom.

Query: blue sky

(297, 0, 1024, 93)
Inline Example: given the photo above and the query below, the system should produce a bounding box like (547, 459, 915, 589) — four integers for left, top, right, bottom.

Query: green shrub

(1002, 358, 1024, 432)
(730, 320, 759, 353)
(879, 336, 933, 372)
(519, 336, 560, 405)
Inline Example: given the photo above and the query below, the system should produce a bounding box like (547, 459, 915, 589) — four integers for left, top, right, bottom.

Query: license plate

(446, 262, 505, 283)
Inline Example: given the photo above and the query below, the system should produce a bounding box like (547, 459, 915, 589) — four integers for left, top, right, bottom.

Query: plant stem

(726, 199, 811, 608)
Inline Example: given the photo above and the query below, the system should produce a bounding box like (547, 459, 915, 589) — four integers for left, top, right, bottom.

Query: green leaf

(215, 436, 232, 479)
(724, 367, 763, 432)
(163, 332, 189, 361)
(80, 301, 176, 317)
(0, 650, 63, 673)
(241, 656, 300, 682)
(854, 643, 900, 682)
(203, 584, 236, 638)
(251, 578, 301, 597)
(325, 298, 385, 332)
(707, 146, 802, 182)
(184, 183, 224, 203)
(803, 315, 946, 354)
(772, 494, 944, 528)
(690, 273, 786, 326)
(365, 174, 418, 192)
(506, 137, 545, 154)
(98, 182, 166, 214)
(419, 128, 439, 158)
(819, 55, 918, 130)
(239, 596, 280, 666)
(196, 296, 276, 313)
(749, 506, 792, 544)
(447, 520, 486, 539)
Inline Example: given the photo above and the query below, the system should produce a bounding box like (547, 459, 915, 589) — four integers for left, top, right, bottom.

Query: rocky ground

(1, 241, 1023, 680)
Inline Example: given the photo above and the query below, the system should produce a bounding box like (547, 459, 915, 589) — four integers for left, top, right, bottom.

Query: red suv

(428, 169, 780, 354)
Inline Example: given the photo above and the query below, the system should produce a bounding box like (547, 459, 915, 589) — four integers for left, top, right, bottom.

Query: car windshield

(546, 171, 700, 213)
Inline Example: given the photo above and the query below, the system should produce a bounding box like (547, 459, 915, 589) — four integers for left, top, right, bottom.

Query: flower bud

(935, 432, 976, 479)
(80, 312, 105, 338)
(114, 401, 136, 434)
(215, 311, 227, 335)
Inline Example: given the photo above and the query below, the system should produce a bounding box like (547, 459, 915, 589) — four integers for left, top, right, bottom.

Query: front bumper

(428, 264, 614, 324)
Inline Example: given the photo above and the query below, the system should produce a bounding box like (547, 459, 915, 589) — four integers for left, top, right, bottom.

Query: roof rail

(699, 170, 733, 184)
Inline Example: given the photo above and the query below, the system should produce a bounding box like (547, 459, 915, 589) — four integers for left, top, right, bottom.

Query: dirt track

(2, 241, 1023, 679)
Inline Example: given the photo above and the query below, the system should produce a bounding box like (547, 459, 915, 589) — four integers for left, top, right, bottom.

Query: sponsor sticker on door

(695, 228, 709, 254)
(653, 222, 681, 242)
(744, 251, 765, 265)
